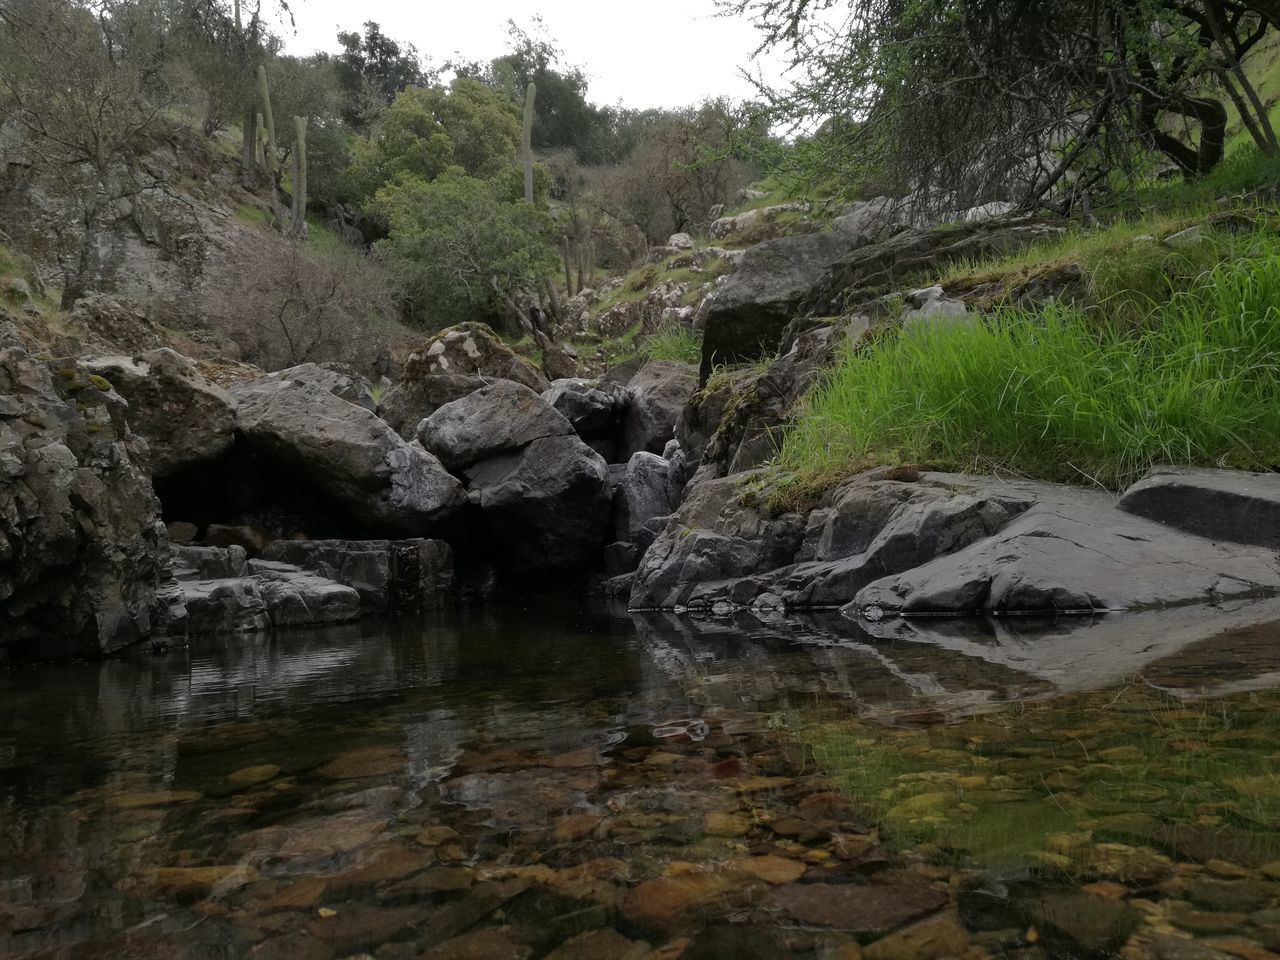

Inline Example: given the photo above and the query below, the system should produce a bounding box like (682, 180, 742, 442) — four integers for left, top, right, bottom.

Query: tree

(727, 0, 1279, 214)
(344, 79, 522, 204)
(0, 0, 165, 307)
(373, 169, 558, 327)
(335, 21, 429, 129)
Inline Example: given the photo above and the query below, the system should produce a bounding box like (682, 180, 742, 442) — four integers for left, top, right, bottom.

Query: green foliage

(374, 169, 558, 326)
(642, 326, 702, 364)
(779, 231, 1280, 493)
(344, 79, 521, 203)
(335, 21, 429, 128)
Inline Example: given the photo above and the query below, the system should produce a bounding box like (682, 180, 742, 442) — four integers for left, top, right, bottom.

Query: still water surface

(3, 603, 1280, 959)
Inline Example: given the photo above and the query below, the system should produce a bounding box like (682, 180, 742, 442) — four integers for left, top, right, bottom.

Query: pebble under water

(3, 602, 1280, 960)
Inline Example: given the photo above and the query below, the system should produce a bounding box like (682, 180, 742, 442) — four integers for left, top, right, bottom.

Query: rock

(419, 928, 532, 960)
(406, 323, 548, 391)
(135, 865, 256, 903)
(63, 293, 167, 354)
(629, 470, 806, 610)
(379, 373, 488, 440)
(1119, 466, 1280, 548)
(227, 764, 279, 788)
(258, 538, 455, 613)
(420, 381, 574, 472)
(735, 856, 806, 885)
(863, 915, 972, 960)
(248, 560, 363, 627)
(767, 881, 948, 934)
(232, 376, 466, 536)
(266, 361, 378, 412)
(614, 453, 675, 542)
(698, 230, 858, 379)
(832, 197, 904, 242)
(850, 480, 1280, 618)
(82, 348, 237, 478)
(667, 233, 696, 250)
(899, 285, 976, 332)
(620, 361, 698, 459)
(0, 327, 177, 658)
(317, 746, 404, 780)
(172, 544, 248, 580)
(541, 379, 629, 440)
(697, 316, 869, 478)
(704, 812, 752, 837)
(621, 872, 740, 936)
(465, 433, 611, 576)
(708, 202, 811, 242)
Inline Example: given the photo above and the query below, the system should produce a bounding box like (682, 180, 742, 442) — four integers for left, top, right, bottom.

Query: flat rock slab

(767, 879, 948, 933)
(851, 487, 1280, 617)
(1120, 466, 1280, 548)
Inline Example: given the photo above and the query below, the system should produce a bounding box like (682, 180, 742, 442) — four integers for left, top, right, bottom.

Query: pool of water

(2, 602, 1280, 959)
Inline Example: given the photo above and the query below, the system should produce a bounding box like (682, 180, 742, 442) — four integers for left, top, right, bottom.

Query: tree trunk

(62, 194, 101, 309)
(241, 105, 257, 186)
(522, 82, 537, 204)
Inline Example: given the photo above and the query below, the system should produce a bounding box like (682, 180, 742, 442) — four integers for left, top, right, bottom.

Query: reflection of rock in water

(629, 596, 1280, 715)
(626, 609, 1053, 720)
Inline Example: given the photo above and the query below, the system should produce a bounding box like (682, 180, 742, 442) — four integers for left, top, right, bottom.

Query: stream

(3, 602, 1280, 960)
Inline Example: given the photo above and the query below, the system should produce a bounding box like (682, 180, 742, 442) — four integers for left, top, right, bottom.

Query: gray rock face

(626, 467, 1280, 619)
(419, 380, 574, 472)
(1119, 466, 1280, 548)
(0, 324, 176, 658)
(620, 361, 698, 460)
(268, 362, 378, 411)
(630, 470, 807, 610)
(614, 452, 676, 542)
(81, 348, 236, 478)
(851, 487, 1280, 619)
(179, 560, 361, 634)
(541, 379, 629, 438)
(231, 377, 466, 536)
(259, 538, 454, 613)
(698, 231, 858, 379)
(172, 544, 248, 580)
(465, 434, 612, 576)
(379, 373, 487, 440)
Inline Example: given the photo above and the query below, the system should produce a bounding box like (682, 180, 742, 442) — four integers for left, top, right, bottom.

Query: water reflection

(1, 603, 1280, 959)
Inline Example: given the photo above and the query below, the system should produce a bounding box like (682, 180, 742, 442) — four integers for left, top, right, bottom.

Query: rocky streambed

(4, 604, 1280, 960)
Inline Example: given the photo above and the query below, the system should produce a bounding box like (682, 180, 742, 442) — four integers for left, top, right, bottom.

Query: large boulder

(405, 322, 548, 391)
(231, 377, 466, 536)
(1118, 466, 1280, 547)
(613, 452, 676, 542)
(379, 372, 487, 440)
(0, 324, 177, 658)
(81, 348, 237, 478)
(465, 434, 612, 576)
(422, 383, 611, 575)
(419, 381, 574, 472)
(542, 378, 629, 439)
(266, 362, 379, 412)
(699, 218, 1064, 380)
(629, 470, 807, 610)
(850, 483, 1280, 618)
(697, 231, 859, 379)
(620, 361, 698, 460)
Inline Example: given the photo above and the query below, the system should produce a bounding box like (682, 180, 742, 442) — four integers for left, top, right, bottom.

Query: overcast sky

(277, 0, 788, 110)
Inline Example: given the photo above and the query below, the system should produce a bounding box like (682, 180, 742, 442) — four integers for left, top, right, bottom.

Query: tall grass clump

(642, 325, 702, 364)
(779, 237, 1280, 491)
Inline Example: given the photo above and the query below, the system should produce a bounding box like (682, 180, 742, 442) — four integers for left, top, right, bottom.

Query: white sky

(277, 0, 789, 110)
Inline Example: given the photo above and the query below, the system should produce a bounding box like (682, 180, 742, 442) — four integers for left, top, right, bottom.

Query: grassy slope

(774, 46, 1280, 497)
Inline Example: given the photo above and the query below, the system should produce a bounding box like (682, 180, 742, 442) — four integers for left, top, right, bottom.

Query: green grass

(779, 230, 1280, 493)
(641, 326, 702, 364)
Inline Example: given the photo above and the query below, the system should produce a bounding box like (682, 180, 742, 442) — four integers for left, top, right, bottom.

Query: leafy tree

(335, 21, 429, 128)
(373, 169, 558, 326)
(344, 78, 522, 203)
(727, 0, 1279, 214)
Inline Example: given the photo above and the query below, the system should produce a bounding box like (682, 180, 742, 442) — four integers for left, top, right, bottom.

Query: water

(3, 602, 1280, 959)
